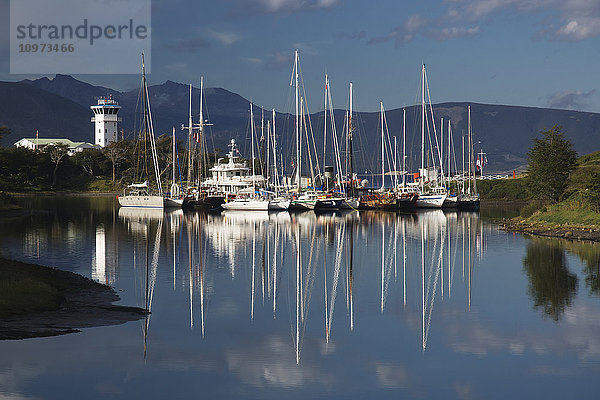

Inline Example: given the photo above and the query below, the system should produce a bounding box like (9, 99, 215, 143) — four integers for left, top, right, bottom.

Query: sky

(1, 0, 600, 113)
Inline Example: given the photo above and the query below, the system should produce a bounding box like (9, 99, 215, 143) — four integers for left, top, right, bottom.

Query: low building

(14, 138, 96, 155)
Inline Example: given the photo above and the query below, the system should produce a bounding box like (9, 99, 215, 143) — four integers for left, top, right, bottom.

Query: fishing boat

(118, 53, 164, 209)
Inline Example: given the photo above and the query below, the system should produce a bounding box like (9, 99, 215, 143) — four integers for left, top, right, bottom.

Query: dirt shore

(500, 219, 600, 242)
(0, 258, 147, 340)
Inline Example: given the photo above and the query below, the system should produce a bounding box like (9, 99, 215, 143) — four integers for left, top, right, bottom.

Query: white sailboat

(339, 82, 360, 210)
(164, 127, 184, 208)
(118, 53, 164, 209)
(415, 64, 448, 208)
(457, 106, 481, 210)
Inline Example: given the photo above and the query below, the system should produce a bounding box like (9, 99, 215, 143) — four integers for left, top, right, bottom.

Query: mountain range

(1, 74, 599, 174)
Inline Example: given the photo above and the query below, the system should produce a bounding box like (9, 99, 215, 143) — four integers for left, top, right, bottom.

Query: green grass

(526, 193, 600, 227)
(86, 178, 121, 192)
(0, 259, 64, 318)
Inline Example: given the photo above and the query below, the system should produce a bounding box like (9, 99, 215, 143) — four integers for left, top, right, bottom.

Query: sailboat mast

(272, 109, 278, 189)
(198, 77, 204, 183)
(142, 52, 162, 193)
(440, 118, 444, 186)
(380, 101, 385, 190)
(348, 82, 354, 197)
(394, 136, 398, 189)
(469, 106, 477, 194)
(295, 50, 301, 193)
(172, 127, 176, 188)
(402, 108, 406, 187)
(187, 84, 193, 185)
(261, 110, 266, 179)
(251, 102, 256, 193)
(448, 120, 451, 180)
(421, 64, 425, 192)
(323, 74, 328, 178)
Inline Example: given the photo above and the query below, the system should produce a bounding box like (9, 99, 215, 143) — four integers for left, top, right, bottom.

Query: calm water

(1, 196, 600, 399)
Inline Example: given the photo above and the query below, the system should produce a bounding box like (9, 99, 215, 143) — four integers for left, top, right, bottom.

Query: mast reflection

(117, 206, 485, 361)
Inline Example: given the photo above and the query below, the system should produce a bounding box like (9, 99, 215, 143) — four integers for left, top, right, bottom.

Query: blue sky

(1, 0, 600, 112)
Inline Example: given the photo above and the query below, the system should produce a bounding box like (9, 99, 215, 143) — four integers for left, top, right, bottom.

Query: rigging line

(298, 61, 322, 179)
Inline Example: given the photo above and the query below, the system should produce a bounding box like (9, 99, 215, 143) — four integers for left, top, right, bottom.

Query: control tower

(91, 95, 122, 147)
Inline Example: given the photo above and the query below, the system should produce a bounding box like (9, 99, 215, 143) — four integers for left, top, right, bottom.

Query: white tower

(91, 95, 122, 147)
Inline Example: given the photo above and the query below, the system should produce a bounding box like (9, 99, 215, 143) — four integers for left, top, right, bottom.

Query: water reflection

(114, 208, 489, 361)
(5, 197, 600, 398)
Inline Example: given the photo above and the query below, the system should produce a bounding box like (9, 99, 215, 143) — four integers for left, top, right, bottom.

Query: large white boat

(201, 139, 264, 194)
(221, 103, 289, 211)
(118, 53, 165, 209)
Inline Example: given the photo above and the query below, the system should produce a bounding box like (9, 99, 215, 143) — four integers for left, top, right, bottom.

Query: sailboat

(118, 53, 164, 209)
(457, 106, 481, 210)
(415, 64, 448, 208)
(338, 82, 360, 210)
(362, 102, 418, 210)
(164, 127, 184, 208)
(181, 79, 226, 210)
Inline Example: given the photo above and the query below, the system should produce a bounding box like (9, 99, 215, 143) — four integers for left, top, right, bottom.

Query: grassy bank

(499, 151, 600, 239)
(0, 260, 63, 318)
(0, 257, 147, 340)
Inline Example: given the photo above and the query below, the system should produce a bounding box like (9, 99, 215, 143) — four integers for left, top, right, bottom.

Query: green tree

(45, 144, 70, 187)
(584, 171, 600, 212)
(527, 125, 577, 203)
(0, 126, 11, 142)
(102, 141, 129, 182)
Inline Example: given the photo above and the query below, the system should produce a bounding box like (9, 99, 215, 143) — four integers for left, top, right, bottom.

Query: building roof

(15, 138, 95, 147)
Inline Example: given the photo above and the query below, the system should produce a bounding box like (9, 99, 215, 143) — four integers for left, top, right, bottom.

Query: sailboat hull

(269, 199, 291, 210)
(415, 193, 447, 208)
(457, 194, 480, 210)
(338, 198, 360, 210)
(222, 199, 270, 211)
(164, 197, 184, 208)
(289, 199, 316, 211)
(118, 195, 164, 209)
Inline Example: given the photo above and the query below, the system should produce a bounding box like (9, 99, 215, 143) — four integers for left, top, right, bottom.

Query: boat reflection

(119, 207, 485, 360)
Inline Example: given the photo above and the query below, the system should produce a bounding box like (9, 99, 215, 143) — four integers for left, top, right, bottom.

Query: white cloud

(370, 0, 600, 47)
(229, 0, 339, 14)
(204, 28, 241, 46)
(375, 363, 410, 388)
(547, 89, 596, 110)
(556, 17, 600, 40)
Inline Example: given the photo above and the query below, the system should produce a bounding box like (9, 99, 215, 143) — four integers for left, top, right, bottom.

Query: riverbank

(500, 219, 600, 242)
(0, 257, 147, 340)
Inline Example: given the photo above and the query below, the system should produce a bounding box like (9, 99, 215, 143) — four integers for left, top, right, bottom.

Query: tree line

(0, 129, 211, 192)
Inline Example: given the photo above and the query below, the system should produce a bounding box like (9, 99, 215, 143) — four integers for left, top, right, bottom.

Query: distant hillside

(1, 75, 599, 174)
(0, 81, 91, 145)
